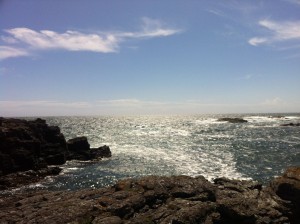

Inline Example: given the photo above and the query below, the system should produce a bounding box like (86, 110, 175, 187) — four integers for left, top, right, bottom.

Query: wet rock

(217, 118, 248, 123)
(66, 137, 112, 161)
(90, 145, 112, 158)
(281, 123, 300, 127)
(0, 166, 62, 190)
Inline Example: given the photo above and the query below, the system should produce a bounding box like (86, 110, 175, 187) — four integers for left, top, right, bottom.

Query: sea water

(16, 114, 300, 191)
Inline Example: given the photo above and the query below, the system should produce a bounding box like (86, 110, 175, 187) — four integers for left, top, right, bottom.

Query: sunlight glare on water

(26, 114, 300, 191)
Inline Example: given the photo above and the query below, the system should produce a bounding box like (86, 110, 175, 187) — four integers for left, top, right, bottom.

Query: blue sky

(1, 0, 300, 116)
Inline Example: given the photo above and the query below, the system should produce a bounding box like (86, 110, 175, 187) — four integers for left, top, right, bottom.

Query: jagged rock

(0, 166, 62, 190)
(66, 136, 91, 160)
(90, 145, 112, 158)
(1, 172, 297, 224)
(66, 137, 112, 160)
(270, 167, 300, 223)
(0, 117, 111, 189)
(217, 118, 248, 123)
(67, 136, 90, 152)
(0, 117, 67, 174)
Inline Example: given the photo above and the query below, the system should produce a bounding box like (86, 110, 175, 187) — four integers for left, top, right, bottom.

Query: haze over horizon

(1, 0, 300, 116)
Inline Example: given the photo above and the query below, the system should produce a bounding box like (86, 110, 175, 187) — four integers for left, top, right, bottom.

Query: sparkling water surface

(13, 114, 300, 191)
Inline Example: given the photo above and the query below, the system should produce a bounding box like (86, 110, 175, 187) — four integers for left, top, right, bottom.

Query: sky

(0, 0, 300, 116)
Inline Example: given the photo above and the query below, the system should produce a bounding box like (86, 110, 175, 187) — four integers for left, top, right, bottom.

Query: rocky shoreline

(1, 117, 299, 223)
(0, 167, 299, 223)
(0, 117, 111, 190)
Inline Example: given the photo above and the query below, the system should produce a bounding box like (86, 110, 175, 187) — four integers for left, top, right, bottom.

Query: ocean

(22, 114, 300, 191)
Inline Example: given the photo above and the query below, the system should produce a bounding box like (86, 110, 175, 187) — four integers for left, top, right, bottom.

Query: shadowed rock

(0, 117, 67, 175)
(217, 118, 248, 123)
(281, 123, 300, 127)
(66, 137, 112, 160)
(270, 167, 300, 223)
(0, 117, 111, 189)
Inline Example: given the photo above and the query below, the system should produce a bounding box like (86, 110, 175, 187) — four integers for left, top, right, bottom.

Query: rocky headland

(0, 117, 111, 190)
(0, 117, 299, 223)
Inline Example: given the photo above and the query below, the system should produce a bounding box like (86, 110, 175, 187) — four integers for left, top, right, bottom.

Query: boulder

(66, 136, 91, 160)
(66, 137, 112, 161)
(67, 136, 90, 152)
(90, 145, 112, 159)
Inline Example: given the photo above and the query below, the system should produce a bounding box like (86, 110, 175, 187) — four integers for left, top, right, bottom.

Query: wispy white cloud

(4, 28, 120, 53)
(249, 19, 300, 46)
(135, 17, 181, 38)
(206, 9, 226, 17)
(248, 37, 268, 46)
(0, 18, 181, 60)
(0, 46, 29, 60)
(114, 18, 181, 39)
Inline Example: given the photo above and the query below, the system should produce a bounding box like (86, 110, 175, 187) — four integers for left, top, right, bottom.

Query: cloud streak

(0, 46, 29, 60)
(249, 19, 300, 46)
(0, 18, 181, 60)
(5, 28, 119, 53)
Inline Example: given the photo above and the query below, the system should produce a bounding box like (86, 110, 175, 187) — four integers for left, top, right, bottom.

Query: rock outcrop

(270, 167, 300, 223)
(0, 117, 111, 189)
(0, 167, 62, 190)
(67, 137, 111, 161)
(0, 117, 67, 175)
(1, 170, 299, 224)
(217, 118, 248, 123)
(281, 123, 300, 127)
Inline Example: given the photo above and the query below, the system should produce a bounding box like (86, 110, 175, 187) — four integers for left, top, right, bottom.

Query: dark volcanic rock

(66, 137, 112, 160)
(67, 136, 90, 152)
(0, 117, 67, 175)
(91, 145, 112, 158)
(0, 117, 111, 189)
(270, 167, 300, 223)
(0, 166, 62, 190)
(217, 118, 248, 123)
(1, 170, 299, 224)
(281, 123, 300, 127)
(66, 136, 91, 160)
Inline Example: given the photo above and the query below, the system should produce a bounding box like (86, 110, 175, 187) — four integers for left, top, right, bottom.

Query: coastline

(0, 168, 299, 223)
(1, 117, 299, 223)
